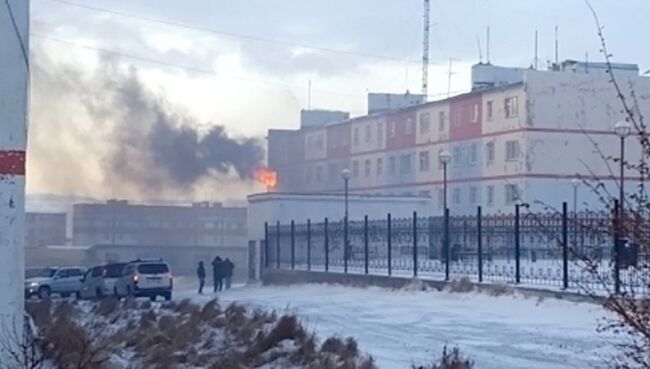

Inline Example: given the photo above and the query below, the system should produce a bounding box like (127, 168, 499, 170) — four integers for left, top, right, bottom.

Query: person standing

(197, 261, 206, 294)
(211, 256, 223, 292)
(224, 258, 235, 290)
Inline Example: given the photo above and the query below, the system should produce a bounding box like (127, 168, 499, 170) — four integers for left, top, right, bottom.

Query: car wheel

(164, 292, 171, 301)
(38, 286, 51, 300)
(149, 295, 156, 302)
(96, 288, 103, 299)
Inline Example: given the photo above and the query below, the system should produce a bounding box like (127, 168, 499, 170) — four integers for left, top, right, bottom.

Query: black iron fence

(263, 203, 649, 292)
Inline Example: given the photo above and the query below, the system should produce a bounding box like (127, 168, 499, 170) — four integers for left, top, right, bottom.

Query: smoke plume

(29, 53, 264, 199)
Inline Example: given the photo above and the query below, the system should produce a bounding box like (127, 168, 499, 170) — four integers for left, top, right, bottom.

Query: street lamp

(341, 168, 351, 273)
(438, 150, 452, 280)
(613, 120, 631, 294)
(571, 178, 580, 253)
(438, 150, 452, 211)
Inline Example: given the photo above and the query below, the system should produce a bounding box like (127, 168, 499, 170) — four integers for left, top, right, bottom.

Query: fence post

(515, 205, 520, 284)
(325, 217, 329, 272)
(445, 208, 450, 281)
(307, 219, 311, 271)
(562, 202, 568, 289)
(387, 213, 392, 276)
(364, 215, 369, 275)
(276, 221, 281, 269)
(291, 220, 295, 270)
(264, 222, 269, 268)
(477, 207, 482, 283)
(413, 211, 418, 277)
(613, 200, 621, 294)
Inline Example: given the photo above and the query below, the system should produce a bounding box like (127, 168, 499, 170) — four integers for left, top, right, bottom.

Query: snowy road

(176, 282, 615, 369)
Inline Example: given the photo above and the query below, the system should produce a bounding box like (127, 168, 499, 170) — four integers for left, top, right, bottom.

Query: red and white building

(268, 61, 649, 214)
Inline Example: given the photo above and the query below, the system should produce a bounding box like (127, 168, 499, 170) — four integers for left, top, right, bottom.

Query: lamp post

(438, 150, 452, 211)
(438, 150, 452, 279)
(571, 178, 580, 255)
(341, 168, 351, 273)
(613, 120, 631, 294)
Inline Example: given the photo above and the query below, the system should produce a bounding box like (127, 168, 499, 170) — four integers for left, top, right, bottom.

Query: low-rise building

(25, 212, 66, 248)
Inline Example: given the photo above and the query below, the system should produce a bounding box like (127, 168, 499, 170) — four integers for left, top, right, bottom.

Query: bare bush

(413, 346, 473, 369)
(0, 319, 45, 369)
(446, 278, 474, 293)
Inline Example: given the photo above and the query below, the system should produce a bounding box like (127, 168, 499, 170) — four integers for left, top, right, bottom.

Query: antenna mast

(422, 0, 430, 100)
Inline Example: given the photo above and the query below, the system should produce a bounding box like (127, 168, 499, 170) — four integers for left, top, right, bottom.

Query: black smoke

(30, 54, 264, 197)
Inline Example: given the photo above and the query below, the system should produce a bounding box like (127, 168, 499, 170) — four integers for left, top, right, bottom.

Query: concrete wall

(0, 0, 28, 348)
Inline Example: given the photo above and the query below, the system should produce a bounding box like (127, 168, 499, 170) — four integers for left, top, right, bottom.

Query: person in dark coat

(197, 261, 206, 294)
(211, 256, 223, 292)
(223, 258, 234, 290)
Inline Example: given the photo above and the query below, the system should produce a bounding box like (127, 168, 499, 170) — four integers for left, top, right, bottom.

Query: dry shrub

(175, 298, 198, 315)
(210, 351, 248, 369)
(251, 308, 277, 324)
(121, 297, 138, 310)
(321, 337, 359, 361)
(486, 283, 512, 297)
(359, 356, 377, 369)
(41, 315, 110, 369)
(26, 300, 52, 327)
(248, 315, 305, 357)
(200, 299, 221, 322)
(413, 346, 473, 369)
(161, 300, 178, 310)
(52, 301, 76, 321)
(291, 333, 317, 364)
(139, 309, 157, 329)
(139, 300, 152, 310)
(447, 278, 474, 293)
(93, 297, 120, 317)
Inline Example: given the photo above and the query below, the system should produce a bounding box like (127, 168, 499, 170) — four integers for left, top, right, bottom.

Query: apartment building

(25, 212, 67, 248)
(73, 200, 247, 247)
(268, 61, 649, 214)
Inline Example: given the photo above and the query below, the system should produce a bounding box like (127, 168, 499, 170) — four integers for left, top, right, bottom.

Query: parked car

(114, 259, 173, 301)
(78, 262, 127, 299)
(25, 266, 86, 299)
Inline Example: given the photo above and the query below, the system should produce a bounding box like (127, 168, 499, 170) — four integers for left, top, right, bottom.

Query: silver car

(25, 266, 86, 299)
(78, 263, 127, 299)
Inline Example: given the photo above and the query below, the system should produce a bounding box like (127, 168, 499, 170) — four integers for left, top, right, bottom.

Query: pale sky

(26, 0, 650, 200)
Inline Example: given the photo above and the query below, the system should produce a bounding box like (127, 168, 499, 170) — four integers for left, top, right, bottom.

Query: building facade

(268, 62, 649, 215)
(73, 200, 247, 248)
(25, 212, 67, 248)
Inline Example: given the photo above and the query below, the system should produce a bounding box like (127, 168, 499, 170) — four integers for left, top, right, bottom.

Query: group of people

(196, 256, 235, 294)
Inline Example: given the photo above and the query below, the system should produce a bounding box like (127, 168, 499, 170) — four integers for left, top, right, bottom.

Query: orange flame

(254, 167, 278, 189)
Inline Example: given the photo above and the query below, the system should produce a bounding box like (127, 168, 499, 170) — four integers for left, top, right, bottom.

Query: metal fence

(263, 203, 649, 293)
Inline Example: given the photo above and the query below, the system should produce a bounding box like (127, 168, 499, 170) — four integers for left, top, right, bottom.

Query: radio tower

(421, 0, 430, 100)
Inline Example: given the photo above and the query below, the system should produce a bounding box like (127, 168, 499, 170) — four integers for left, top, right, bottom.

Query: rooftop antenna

(554, 25, 559, 66)
(476, 34, 483, 63)
(422, 0, 430, 100)
(486, 26, 491, 64)
(446, 58, 455, 98)
(307, 79, 312, 109)
(534, 30, 539, 70)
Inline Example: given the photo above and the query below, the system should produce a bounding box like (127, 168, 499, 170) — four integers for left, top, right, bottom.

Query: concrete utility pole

(0, 0, 29, 351)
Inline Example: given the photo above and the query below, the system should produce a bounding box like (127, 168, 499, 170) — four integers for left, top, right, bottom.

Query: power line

(38, 0, 422, 65)
(31, 33, 368, 99)
(3, 0, 29, 69)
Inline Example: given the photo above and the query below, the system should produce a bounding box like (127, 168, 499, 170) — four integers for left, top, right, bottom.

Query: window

(419, 151, 430, 171)
(487, 186, 494, 206)
(389, 156, 396, 174)
(505, 96, 519, 118)
(353, 127, 360, 145)
(505, 140, 520, 161)
(453, 188, 461, 205)
(389, 122, 396, 138)
(405, 119, 414, 135)
(472, 104, 479, 123)
(377, 123, 384, 143)
(352, 160, 359, 177)
(400, 154, 412, 173)
(419, 113, 431, 134)
(438, 111, 446, 131)
(316, 135, 324, 150)
(470, 143, 477, 163)
(315, 166, 323, 181)
(469, 186, 478, 204)
(505, 184, 520, 204)
(454, 110, 461, 126)
(438, 149, 445, 169)
(364, 159, 371, 177)
(486, 100, 494, 121)
(486, 142, 495, 163)
(376, 158, 383, 176)
(365, 125, 371, 143)
(328, 163, 338, 181)
(453, 147, 462, 166)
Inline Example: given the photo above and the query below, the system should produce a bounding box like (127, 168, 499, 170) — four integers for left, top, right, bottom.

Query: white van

(78, 262, 127, 299)
(114, 259, 172, 301)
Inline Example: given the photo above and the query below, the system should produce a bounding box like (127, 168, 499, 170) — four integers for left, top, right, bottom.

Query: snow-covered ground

(176, 281, 615, 369)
